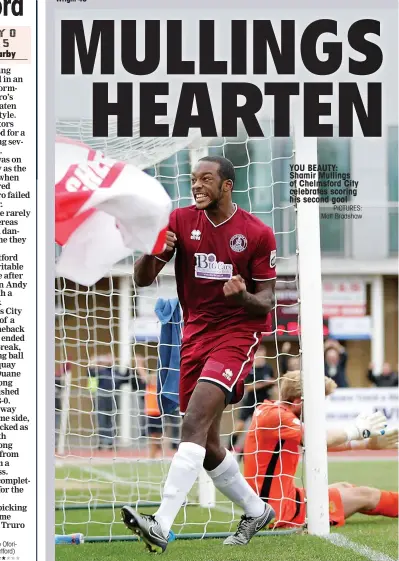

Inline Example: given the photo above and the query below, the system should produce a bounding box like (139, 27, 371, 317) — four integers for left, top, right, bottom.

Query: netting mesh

(55, 118, 304, 540)
(55, 117, 207, 170)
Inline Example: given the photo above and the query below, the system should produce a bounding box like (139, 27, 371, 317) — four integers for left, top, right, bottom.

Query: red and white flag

(55, 136, 172, 286)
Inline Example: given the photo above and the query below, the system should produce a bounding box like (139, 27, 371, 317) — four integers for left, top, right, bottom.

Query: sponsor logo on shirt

(194, 253, 233, 280)
(270, 250, 276, 268)
(230, 234, 247, 253)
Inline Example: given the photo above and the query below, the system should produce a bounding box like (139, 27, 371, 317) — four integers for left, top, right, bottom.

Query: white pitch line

(61, 465, 244, 518)
(209, 503, 242, 517)
(55, 454, 397, 467)
(78, 464, 162, 492)
(325, 533, 396, 561)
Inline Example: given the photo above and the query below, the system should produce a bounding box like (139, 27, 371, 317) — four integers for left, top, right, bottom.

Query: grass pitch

(55, 458, 398, 561)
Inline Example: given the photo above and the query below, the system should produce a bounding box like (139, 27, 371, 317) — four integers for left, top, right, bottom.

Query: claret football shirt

(156, 205, 277, 341)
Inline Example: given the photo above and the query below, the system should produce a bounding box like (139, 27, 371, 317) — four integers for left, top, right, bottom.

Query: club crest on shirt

(194, 253, 233, 280)
(230, 234, 247, 253)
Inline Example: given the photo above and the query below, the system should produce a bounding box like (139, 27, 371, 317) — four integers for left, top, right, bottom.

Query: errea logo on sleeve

(0, 0, 23, 16)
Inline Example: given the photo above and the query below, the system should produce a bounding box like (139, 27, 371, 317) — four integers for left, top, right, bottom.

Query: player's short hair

(198, 156, 235, 185)
(280, 370, 337, 402)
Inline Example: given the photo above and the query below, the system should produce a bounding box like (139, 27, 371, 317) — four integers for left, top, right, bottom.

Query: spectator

(368, 362, 398, 387)
(88, 354, 128, 449)
(229, 344, 275, 455)
(279, 342, 300, 375)
(133, 351, 181, 453)
(164, 413, 181, 451)
(324, 338, 348, 388)
(144, 370, 163, 459)
(131, 351, 151, 439)
(130, 351, 147, 393)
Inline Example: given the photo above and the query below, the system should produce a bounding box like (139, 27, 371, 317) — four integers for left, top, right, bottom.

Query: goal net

(55, 117, 308, 542)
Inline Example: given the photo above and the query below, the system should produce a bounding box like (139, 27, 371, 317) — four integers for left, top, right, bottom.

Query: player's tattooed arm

(223, 276, 275, 317)
(133, 231, 177, 287)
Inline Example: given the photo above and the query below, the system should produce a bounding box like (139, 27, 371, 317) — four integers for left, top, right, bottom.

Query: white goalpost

(294, 133, 330, 536)
(54, 116, 329, 541)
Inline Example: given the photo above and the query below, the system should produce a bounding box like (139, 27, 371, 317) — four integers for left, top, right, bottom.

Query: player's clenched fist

(223, 275, 247, 303)
(163, 231, 177, 252)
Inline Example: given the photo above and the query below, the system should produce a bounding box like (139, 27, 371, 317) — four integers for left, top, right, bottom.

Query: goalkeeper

(243, 371, 398, 533)
(229, 344, 275, 456)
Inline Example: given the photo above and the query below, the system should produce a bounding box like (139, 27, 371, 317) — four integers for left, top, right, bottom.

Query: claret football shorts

(179, 330, 261, 414)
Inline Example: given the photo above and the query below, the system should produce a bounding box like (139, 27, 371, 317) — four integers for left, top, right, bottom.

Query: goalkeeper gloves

(345, 411, 388, 442)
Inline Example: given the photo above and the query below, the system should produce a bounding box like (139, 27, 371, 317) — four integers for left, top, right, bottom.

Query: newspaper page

(11, 0, 399, 560)
(0, 1, 37, 561)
